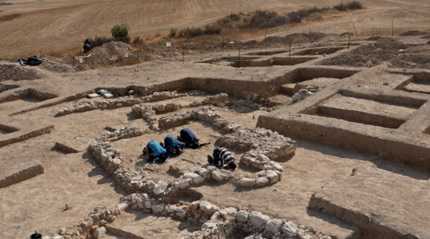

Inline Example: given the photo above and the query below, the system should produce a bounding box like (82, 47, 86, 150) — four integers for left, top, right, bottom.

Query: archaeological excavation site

(2, 1, 430, 237)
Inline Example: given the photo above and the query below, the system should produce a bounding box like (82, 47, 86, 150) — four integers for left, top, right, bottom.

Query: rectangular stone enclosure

(258, 86, 430, 170)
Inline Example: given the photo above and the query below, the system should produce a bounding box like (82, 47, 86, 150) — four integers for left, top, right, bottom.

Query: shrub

(204, 24, 222, 35)
(334, 1, 363, 11)
(169, 28, 177, 38)
(287, 11, 305, 23)
(111, 24, 130, 43)
(249, 10, 288, 28)
(179, 27, 203, 38)
(177, 24, 221, 38)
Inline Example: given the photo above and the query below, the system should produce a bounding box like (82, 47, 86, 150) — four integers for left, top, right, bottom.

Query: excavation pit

(294, 47, 345, 56)
(230, 56, 316, 67)
(17, 88, 58, 102)
(0, 83, 19, 93)
(246, 50, 288, 56)
(0, 160, 44, 188)
(0, 88, 58, 104)
(397, 74, 430, 95)
(304, 94, 417, 129)
(278, 67, 358, 96)
(0, 124, 18, 134)
(199, 56, 259, 65)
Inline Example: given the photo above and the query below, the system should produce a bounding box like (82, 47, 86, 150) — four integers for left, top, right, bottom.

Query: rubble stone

(248, 211, 271, 231)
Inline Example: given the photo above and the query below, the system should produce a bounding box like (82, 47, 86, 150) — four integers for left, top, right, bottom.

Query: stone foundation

(55, 91, 186, 117)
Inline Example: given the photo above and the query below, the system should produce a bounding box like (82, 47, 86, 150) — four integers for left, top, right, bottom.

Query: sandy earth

(1, 0, 430, 58)
(1, 8, 430, 238)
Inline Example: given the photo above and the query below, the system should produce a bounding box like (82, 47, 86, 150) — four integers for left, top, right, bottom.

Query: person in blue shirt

(145, 140, 168, 163)
(164, 135, 185, 157)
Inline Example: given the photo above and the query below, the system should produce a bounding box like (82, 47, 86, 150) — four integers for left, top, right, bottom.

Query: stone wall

(55, 91, 186, 117)
(122, 194, 333, 239)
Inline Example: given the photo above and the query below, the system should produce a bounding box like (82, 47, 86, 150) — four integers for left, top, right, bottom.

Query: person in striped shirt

(208, 147, 237, 171)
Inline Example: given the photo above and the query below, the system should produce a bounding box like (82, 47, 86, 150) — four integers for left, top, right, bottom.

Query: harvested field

(1, 0, 430, 59)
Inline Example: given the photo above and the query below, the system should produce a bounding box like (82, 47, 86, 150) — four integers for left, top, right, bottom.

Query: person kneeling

(164, 135, 185, 157)
(208, 147, 237, 171)
(145, 140, 168, 164)
(178, 128, 201, 149)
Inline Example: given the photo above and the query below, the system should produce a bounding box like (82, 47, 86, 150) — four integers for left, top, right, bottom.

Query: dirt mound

(400, 30, 428, 36)
(261, 32, 330, 45)
(76, 41, 141, 70)
(176, 32, 334, 52)
(0, 62, 42, 82)
(321, 38, 408, 67)
(39, 57, 76, 73)
(390, 54, 430, 69)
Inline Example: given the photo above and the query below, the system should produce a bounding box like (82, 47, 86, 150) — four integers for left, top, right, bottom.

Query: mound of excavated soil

(328, 38, 405, 67)
(390, 54, 430, 69)
(76, 41, 140, 70)
(320, 38, 430, 68)
(260, 32, 332, 46)
(39, 57, 76, 73)
(0, 62, 42, 82)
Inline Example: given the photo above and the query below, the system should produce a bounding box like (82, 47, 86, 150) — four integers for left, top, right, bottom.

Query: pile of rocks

(52, 204, 127, 239)
(214, 128, 296, 188)
(75, 41, 140, 70)
(100, 126, 144, 142)
(233, 155, 283, 188)
(88, 141, 122, 174)
(122, 193, 188, 219)
(55, 91, 185, 117)
(216, 127, 296, 162)
(0, 62, 42, 82)
(166, 166, 233, 196)
(292, 88, 314, 103)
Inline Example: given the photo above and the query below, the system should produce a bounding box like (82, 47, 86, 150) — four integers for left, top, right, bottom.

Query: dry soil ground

(1, 1, 430, 239)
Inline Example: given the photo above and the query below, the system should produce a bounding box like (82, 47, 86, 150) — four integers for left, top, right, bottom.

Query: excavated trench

(246, 50, 288, 56)
(399, 74, 430, 95)
(0, 88, 58, 104)
(230, 56, 316, 67)
(294, 47, 345, 56)
(0, 83, 19, 93)
(303, 90, 421, 129)
(276, 67, 359, 96)
(0, 124, 18, 134)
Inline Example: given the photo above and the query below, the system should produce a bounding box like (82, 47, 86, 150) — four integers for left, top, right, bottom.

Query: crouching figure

(164, 135, 185, 157)
(144, 140, 168, 164)
(208, 147, 237, 171)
